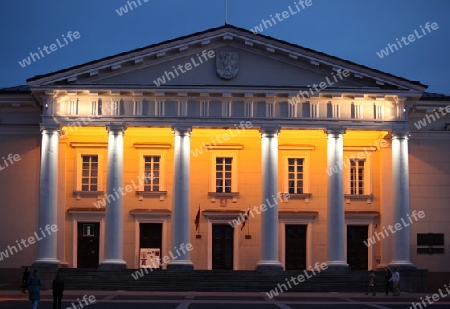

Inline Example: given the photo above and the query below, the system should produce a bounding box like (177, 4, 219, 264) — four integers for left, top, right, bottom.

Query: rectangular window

(69, 100, 78, 115)
(143, 156, 160, 192)
(288, 158, 304, 194)
(417, 233, 445, 254)
(254, 101, 266, 117)
(350, 159, 365, 195)
(165, 100, 179, 117)
(81, 155, 98, 191)
(111, 101, 120, 115)
(231, 101, 245, 117)
(215, 157, 232, 193)
(133, 100, 142, 116)
(310, 103, 319, 118)
(327, 102, 339, 118)
(351, 103, 363, 119)
(302, 102, 310, 118)
(209, 101, 222, 117)
(374, 104, 383, 120)
(91, 100, 98, 116)
(275, 101, 289, 118)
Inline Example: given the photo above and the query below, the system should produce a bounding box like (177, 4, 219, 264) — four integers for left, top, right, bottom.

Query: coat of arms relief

(215, 52, 239, 80)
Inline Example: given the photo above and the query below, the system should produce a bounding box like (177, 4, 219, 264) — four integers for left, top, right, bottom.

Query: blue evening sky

(0, 0, 449, 94)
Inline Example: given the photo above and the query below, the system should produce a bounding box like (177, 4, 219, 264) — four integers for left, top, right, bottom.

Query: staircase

(57, 268, 427, 292)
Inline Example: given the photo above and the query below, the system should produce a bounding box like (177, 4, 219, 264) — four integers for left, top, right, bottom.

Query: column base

(256, 260, 283, 272)
(326, 261, 350, 272)
(33, 258, 59, 266)
(99, 259, 127, 270)
(388, 261, 416, 270)
(167, 260, 194, 270)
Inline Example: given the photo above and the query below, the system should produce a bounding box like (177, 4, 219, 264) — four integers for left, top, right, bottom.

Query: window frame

(74, 147, 105, 196)
(349, 158, 365, 195)
(417, 233, 445, 254)
(281, 152, 311, 200)
(209, 151, 238, 195)
(142, 155, 162, 193)
(374, 103, 384, 120)
(80, 155, 100, 192)
(69, 99, 78, 115)
(343, 150, 372, 198)
(137, 150, 166, 193)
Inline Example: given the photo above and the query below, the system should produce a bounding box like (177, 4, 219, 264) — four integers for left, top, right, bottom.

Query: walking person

(365, 270, 376, 296)
(52, 274, 65, 309)
(21, 267, 30, 293)
(385, 267, 394, 295)
(27, 269, 42, 309)
(390, 268, 401, 296)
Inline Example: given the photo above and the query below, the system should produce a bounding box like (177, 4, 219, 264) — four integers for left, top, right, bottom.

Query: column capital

(40, 124, 61, 134)
(325, 127, 346, 136)
(391, 129, 409, 139)
(106, 124, 127, 134)
(259, 126, 280, 136)
(172, 125, 192, 136)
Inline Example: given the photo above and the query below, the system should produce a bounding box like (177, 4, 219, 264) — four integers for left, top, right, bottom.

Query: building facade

(0, 26, 449, 275)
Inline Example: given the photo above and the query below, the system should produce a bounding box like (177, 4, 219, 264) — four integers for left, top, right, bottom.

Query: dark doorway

(77, 222, 100, 268)
(139, 223, 163, 268)
(285, 225, 307, 270)
(212, 224, 234, 270)
(139, 223, 163, 249)
(347, 225, 369, 270)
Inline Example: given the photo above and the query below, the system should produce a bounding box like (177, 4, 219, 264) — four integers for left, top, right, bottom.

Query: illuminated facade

(0, 26, 449, 275)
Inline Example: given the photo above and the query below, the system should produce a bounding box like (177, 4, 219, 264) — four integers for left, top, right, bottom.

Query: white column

(100, 125, 126, 269)
(257, 127, 282, 271)
(326, 128, 348, 270)
(168, 126, 193, 269)
(390, 130, 414, 267)
(34, 125, 60, 265)
(379, 138, 393, 268)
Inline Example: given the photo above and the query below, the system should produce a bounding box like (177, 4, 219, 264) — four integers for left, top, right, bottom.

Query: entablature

(38, 88, 415, 127)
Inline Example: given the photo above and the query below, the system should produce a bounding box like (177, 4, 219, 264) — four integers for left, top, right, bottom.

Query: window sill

(208, 192, 239, 203)
(136, 191, 167, 201)
(73, 191, 104, 200)
(344, 194, 373, 204)
(286, 193, 312, 202)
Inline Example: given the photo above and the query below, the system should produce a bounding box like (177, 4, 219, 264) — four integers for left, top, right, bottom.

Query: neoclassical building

(0, 26, 448, 278)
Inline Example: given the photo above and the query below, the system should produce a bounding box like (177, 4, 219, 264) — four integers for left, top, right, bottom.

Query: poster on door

(139, 248, 161, 269)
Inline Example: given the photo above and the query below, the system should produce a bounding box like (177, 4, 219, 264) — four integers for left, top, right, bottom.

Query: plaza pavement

(1, 288, 450, 309)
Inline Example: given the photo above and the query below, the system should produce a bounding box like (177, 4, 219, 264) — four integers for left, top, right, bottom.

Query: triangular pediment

(27, 25, 426, 96)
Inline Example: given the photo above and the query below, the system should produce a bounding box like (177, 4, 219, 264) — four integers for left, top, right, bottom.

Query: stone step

(57, 268, 391, 292)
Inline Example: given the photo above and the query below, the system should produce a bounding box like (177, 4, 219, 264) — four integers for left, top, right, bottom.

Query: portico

(27, 25, 424, 272)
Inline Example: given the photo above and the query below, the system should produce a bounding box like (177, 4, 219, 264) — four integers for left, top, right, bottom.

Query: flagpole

(225, 0, 228, 25)
(198, 204, 200, 235)
(247, 206, 250, 236)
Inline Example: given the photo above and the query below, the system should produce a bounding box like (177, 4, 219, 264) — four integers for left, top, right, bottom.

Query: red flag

(241, 207, 250, 231)
(195, 205, 200, 232)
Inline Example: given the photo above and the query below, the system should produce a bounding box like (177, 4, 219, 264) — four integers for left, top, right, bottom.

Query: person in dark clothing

(52, 274, 65, 309)
(27, 269, 41, 309)
(21, 267, 30, 293)
(385, 267, 394, 295)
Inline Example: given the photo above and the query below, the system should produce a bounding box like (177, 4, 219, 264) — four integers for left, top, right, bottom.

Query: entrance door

(77, 222, 100, 268)
(212, 224, 233, 270)
(285, 225, 307, 270)
(139, 223, 162, 268)
(347, 225, 368, 270)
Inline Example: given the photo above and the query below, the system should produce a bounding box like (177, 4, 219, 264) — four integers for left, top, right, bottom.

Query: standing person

(21, 267, 30, 293)
(390, 268, 401, 296)
(52, 274, 65, 309)
(27, 269, 42, 309)
(365, 270, 376, 296)
(385, 267, 394, 295)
